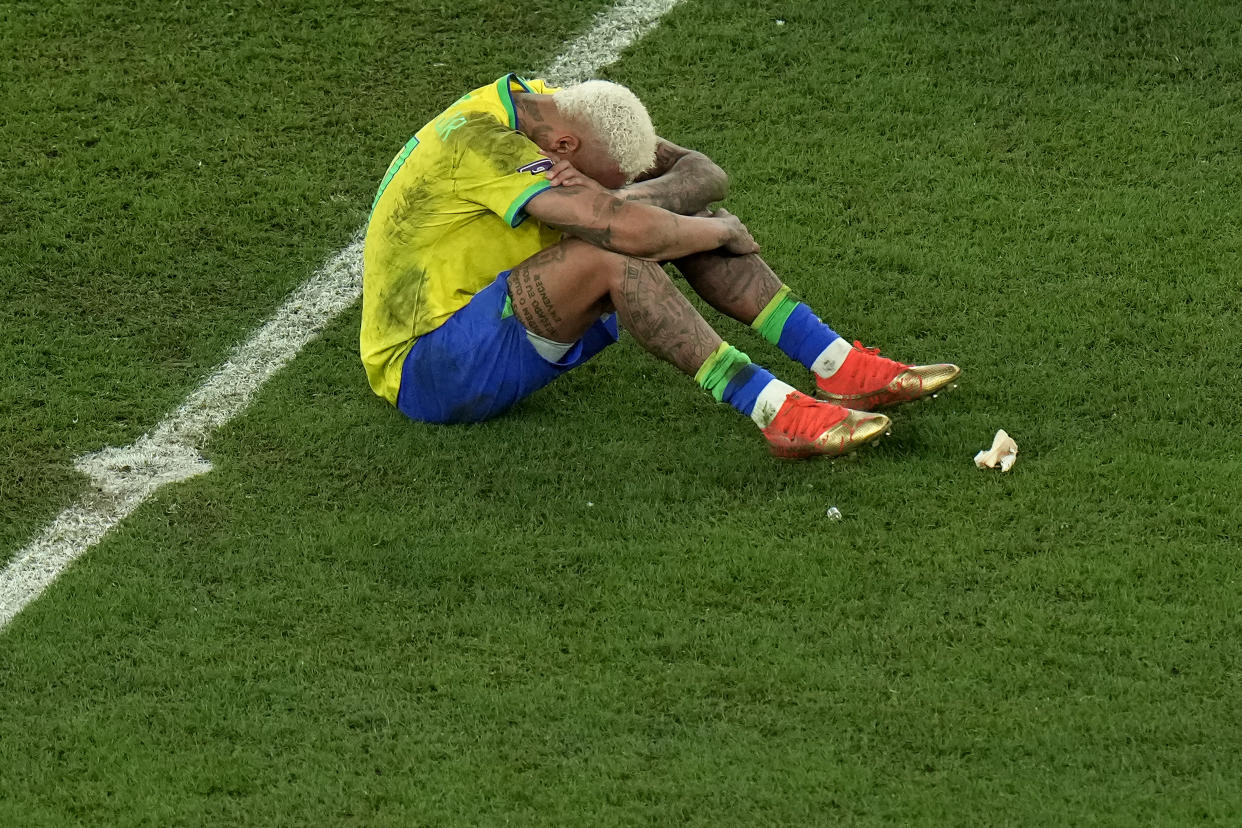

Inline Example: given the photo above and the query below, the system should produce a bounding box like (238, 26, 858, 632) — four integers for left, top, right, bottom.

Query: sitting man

(361, 74, 959, 458)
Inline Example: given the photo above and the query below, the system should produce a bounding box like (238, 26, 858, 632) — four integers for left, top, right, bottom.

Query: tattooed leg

(507, 241, 612, 343)
(508, 239, 722, 376)
(610, 256, 722, 375)
(673, 250, 785, 326)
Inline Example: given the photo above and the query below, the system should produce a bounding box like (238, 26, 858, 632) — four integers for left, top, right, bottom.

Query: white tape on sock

(810, 337, 853, 380)
(751, 379, 797, 428)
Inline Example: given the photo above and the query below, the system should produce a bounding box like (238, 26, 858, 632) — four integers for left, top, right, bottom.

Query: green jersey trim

(370, 135, 420, 219)
(505, 180, 552, 227)
(497, 73, 536, 130)
(497, 74, 518, 129)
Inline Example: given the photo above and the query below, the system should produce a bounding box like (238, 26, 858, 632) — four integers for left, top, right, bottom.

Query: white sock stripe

(1, 0, 688, 632)
(811, 337, 852, 380)
(750, 379, 797, 428)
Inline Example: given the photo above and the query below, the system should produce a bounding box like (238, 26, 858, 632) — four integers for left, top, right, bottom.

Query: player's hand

(543, 157, 610, 194)
(712, 208, 759, 255)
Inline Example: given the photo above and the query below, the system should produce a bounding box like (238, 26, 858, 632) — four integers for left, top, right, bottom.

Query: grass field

(3, 0, 1241, 824)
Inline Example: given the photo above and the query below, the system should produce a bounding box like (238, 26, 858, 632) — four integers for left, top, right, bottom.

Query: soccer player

(361, 74, 960, 458)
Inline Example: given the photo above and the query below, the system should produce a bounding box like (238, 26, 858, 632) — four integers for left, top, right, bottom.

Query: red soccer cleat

(762, 391, 891, 459)
(815, 341, 960, 411)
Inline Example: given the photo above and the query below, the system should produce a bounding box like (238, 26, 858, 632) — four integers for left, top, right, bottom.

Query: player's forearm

(604, 203, 732, 260)
(615, 152, 728, 215)
(533, 188, 739, 259)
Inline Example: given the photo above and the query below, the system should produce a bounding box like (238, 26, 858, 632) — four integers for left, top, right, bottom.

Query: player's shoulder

(422, 75, 550, 168)
(438, 111, 533, 167)
(448, 116, 544, 180)
(523, 77, 558, 94)
(436, 74, 556, 128)
(429, 75, 524, 142)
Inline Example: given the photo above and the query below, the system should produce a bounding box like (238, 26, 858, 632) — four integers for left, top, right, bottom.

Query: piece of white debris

(974, 429, 1018, 472)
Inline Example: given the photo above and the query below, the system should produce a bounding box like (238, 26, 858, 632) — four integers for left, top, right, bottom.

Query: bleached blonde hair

(553, 80, 657, 181)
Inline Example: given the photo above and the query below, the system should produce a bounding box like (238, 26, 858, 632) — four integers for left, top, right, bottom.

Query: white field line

(0, 0, 686, 631)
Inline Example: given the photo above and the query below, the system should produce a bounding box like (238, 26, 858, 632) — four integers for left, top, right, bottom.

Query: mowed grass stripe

(0, 0, 619, 558)
(0, 239, 362, 628)
(2, 0, 1241, 825)
(0, 0, 685, 627)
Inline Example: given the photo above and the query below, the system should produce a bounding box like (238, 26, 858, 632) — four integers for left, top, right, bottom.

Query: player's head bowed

(554, 80, 657, 182)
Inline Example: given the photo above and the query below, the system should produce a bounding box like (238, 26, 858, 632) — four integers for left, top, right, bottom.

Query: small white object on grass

(825, 506, 842, 520)
(974, 429, 1018, 472)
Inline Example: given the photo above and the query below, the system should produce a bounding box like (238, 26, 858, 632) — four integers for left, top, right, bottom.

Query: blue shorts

(396, 271, 619, 424)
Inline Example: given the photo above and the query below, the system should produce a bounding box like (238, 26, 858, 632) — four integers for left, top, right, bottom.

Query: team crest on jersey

(517, 158, 555, 175)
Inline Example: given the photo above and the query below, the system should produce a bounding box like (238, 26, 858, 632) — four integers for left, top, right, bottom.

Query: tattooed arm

(616, 139, 729, 215)
(524, 186, 757, 261)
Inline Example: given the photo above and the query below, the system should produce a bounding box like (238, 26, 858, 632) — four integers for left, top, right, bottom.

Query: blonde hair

(553, 80, 657, 181)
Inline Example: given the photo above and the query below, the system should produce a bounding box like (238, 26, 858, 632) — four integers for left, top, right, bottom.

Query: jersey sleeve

(451, 114, 554, 227)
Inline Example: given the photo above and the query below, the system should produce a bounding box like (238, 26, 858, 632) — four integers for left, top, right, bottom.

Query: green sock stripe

(752, 285, 797, 344)
(694, 343, 728, 386)
(694, 343, 752, 402)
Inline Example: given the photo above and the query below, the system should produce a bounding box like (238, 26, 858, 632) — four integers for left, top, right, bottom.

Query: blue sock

(721, 363, 773, 418)
(695, 343, 798, 426)
(753, 286, 841, 371)
(776, 304, 840, 370)
(696, 343, 776, 417)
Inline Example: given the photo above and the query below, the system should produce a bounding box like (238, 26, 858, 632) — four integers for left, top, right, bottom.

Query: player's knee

(601, 253, 665, 293)
(585, 244, 631, 274)
(561, 238, 622, 276)
(559, 239, 669, 298)
(561, 240, 647, 289)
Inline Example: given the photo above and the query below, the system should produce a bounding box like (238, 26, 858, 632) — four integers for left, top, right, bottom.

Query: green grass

(3, 0, 1241, 824)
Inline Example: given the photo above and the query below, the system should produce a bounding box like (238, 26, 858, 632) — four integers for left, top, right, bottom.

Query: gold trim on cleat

(817, 364, 961, 410)
(809, 410, 890, 458)
(766, 409, 892, 459)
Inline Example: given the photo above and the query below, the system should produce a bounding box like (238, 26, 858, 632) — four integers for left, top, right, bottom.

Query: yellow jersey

(361, 74, 563, 404)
